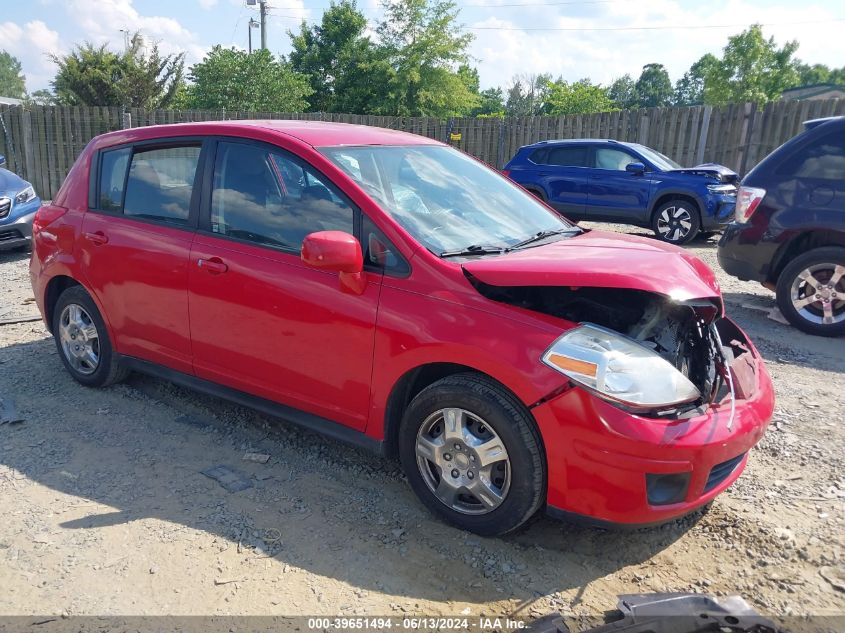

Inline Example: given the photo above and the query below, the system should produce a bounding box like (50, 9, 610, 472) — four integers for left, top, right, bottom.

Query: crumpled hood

(668, 162, 738, 184)
(0, 167, 30, 197)
(462, 230, 721, 301)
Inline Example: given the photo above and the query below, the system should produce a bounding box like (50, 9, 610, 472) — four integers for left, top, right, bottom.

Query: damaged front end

(469, 277, 751, 419)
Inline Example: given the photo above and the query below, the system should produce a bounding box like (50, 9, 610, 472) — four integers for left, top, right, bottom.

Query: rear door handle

(83, 231, 109, 245)
(197, 257, 228, 274)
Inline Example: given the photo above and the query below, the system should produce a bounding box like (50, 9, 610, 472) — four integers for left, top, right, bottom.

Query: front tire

(652, 199, 700, 245)
(52, 285, 129, 387)
(776, 247, 845, 337)
(398, 373, 546, 536)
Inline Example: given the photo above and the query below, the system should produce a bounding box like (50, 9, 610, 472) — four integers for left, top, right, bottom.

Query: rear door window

(122, 145, 201, 225)
(544, 146, 588, 167)
(210, 141, 354, 252)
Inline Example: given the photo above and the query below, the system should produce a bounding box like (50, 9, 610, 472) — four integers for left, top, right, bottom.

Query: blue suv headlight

(706, 184, 736, 195)
(15, 185, 36, 205)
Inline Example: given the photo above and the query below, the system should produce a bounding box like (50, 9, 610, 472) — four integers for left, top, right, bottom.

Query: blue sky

(2, 0, 845, 95)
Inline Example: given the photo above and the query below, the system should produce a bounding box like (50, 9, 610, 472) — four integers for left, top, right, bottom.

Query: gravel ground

(0, 223, 843, 622)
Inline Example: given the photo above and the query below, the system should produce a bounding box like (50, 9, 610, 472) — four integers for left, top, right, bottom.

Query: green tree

(51, 33, 185, 107)
(288, 0, 390, 113)
(673, 53, 717, 106)
(187, 46, 312, 111)
(703, 25, 799, 105)
(119, 34, 185, 108)
(25, 89, 57, 105)
(377, 0, 477, 116)
(608, 74, 637, 109)
(505, 73, 551, 116)
(544, 78, 616, 115)
(0, 51, 26, 99)
(634, 63, 673, 108)
(796, 63, 830, 85)
(472, 87, 505, 117)
(52, 43, 123, 105)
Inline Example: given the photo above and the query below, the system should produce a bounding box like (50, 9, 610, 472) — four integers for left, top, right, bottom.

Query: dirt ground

(0, 223, 843, 625)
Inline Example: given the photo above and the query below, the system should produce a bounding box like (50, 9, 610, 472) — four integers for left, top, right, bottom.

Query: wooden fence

(1, 99, 844, 199)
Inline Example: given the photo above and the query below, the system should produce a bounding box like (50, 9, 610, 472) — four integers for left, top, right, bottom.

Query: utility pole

(259, 0, 268, 51)
(248, 18, 259, 53)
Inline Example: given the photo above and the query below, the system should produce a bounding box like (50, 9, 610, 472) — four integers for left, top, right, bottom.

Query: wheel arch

(381, 362, 546, 464)
(43, 275, 83, 331)
(650, 190, 703, 223)
(769, 230, 845, 285)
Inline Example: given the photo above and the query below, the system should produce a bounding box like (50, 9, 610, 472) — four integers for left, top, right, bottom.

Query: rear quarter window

(775, 131, 845, 181)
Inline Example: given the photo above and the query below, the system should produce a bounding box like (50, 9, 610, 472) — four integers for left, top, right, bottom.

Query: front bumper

(534, 317, 774, 526)
(701, 193, 737, 230)
(0, 209, 36, 251)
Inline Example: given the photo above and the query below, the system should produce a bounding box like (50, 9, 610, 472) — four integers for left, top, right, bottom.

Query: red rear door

(187, 140, 382, 430)
(79, 141, 204, 374)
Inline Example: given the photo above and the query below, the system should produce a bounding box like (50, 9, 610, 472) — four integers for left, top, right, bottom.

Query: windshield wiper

(506, 227, 580, 251)
(439, 244, 506, 258)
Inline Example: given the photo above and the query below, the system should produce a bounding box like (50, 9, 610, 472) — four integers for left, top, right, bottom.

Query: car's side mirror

(0, 154, 6, 168)
(626, 162, 646, 175)
(301, 230, 366, 294)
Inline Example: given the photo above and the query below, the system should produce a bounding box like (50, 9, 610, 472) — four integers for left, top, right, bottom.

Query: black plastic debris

(526, 593, 785, 633)
(201, 465, 253, 493)
(0, 397, 24, 425)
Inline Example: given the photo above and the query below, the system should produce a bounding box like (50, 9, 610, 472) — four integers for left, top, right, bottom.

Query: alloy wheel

(58, 303, 100, 375)
(415, 407, 511, 515)
(790, 263, 845, 326)
(657, 205, 693, 242)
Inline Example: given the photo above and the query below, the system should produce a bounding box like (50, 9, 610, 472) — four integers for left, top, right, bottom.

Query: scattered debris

(767, 307, 789, 325)
(214, 578, 240, 586)
(0, 397, 24, 425)
(820, 566, 845, 592)
(243, 452, 271, 464)
(201, 465, 253, 492)
(0, 315, 41, 326)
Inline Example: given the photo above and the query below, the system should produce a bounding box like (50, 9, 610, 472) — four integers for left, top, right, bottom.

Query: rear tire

(776, 247, 845, 337)
(398, 373, 546, 536)
(651, 199, 700, 245)
(52, 285, 130, 387)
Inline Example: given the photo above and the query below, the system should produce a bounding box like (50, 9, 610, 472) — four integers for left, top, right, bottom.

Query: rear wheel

(776, 247, 845, 337)
(398, 373, 545, 536)
(52, 286, 129, 387)
(652, 199, 700, 245)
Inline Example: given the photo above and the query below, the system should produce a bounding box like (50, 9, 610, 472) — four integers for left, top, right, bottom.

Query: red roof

(94, 120, 442, 149)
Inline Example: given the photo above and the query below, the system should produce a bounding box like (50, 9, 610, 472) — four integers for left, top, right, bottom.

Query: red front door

(187, 140, 381, 430)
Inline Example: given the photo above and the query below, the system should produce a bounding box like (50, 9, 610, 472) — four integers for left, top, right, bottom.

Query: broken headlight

(541, 323, 701, 409)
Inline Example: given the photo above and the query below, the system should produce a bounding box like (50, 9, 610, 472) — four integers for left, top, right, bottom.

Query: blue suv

(503, 139, 738, 244)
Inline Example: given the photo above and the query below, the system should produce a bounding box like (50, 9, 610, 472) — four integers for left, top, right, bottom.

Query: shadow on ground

(0, 336, 707, 609)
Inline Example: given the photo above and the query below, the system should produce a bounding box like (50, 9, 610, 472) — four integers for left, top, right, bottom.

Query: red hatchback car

(30, 121, 774, 536)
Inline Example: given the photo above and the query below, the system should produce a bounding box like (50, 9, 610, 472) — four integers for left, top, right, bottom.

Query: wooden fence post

(695, 106, 712, 166)
(122, 110, 132, 129)
(21, 109, 35, 186)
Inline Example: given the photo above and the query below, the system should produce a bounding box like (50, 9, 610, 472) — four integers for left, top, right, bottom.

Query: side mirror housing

(301, 230, 366, 294)
(626, 162, 646, 175)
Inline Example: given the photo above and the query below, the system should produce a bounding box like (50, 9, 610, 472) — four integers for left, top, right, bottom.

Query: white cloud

(467, 0, 845, 89)
(0, 20, 63, 93)
(198, 0, 219, 8)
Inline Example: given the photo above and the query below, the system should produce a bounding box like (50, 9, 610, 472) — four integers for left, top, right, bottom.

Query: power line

(266, 0, 614, 8)
(464, 17, 845, 31)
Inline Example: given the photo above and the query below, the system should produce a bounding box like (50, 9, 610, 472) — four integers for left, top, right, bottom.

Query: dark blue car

(0, 154, 42, 252)
(503, 139, 738, 244)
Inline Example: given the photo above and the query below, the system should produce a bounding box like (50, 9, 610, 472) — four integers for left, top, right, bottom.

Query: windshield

(320, 145, 575, 255)
(632, 144, 682, 171)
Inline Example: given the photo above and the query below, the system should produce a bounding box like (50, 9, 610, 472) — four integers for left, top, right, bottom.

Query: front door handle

(84, 231, 109, 245)
(197, 257, 228, 274)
